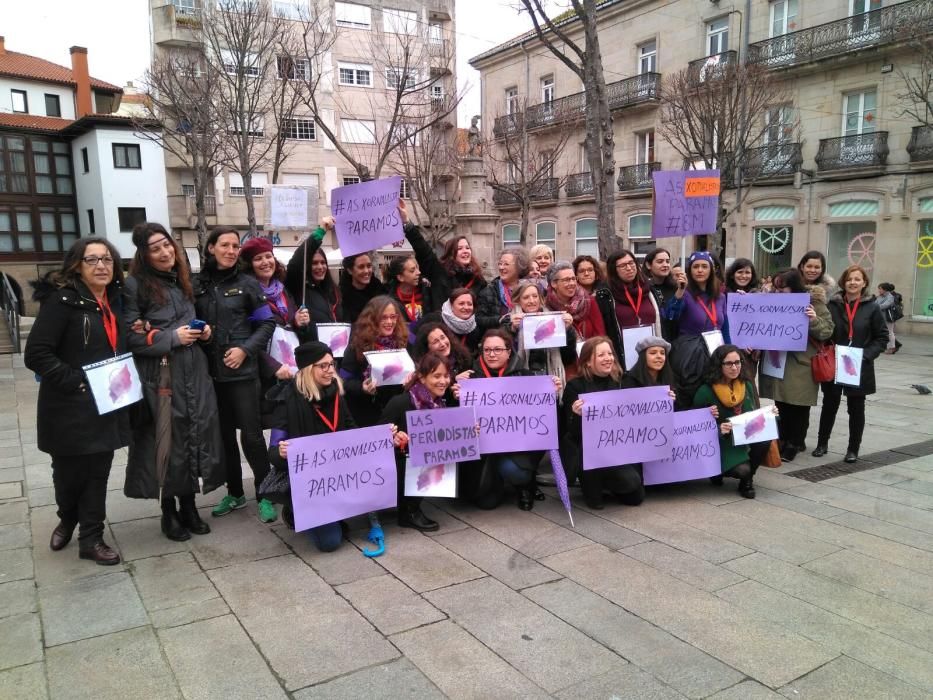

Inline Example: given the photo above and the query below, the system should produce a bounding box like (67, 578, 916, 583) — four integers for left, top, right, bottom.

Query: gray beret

(635, 335, 671, 354)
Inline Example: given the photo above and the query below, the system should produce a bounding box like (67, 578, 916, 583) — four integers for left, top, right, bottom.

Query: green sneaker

(257, 498, 278, 524)
(211, 494, 246, 517)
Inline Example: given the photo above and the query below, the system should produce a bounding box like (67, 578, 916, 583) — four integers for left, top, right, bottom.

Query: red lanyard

(314, 393, 340, 433)
(479, 358, 505, 378)
(97, 294, 118, 353)
(844, 298, 860, 341)
(464, 277, 475, 289)
(696, 295, 718, 328)
(623, 284, 643, 318)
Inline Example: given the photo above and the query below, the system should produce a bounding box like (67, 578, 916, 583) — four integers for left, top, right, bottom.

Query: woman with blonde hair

(505, 280, 576, 384)
(529, 243, 554, 278)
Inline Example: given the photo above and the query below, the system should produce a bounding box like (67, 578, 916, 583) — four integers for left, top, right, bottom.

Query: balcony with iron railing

(687, 50, 738, 83)
(529, 178, 559, 202)
(617, 162, 660, 192)
(747, 0, 933, 69)
(492, 113, 523, 139)
(565, 172, 594, 198)
(741, 142, 803, 180)
(907, 125, 933, 162)
(492, 187, 521, 207)
(815, 132, 889, 171)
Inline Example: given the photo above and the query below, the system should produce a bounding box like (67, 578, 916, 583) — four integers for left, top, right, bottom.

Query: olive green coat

(693, 381, 757, 473)
(758, 285, 834, 407)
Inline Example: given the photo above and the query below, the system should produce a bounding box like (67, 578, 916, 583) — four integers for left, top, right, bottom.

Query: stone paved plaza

(2, 336, 933, 699)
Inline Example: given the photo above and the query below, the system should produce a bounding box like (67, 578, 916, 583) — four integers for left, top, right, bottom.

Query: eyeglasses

(483, 347, 508, 354)
(616, 261, 637, 270)
(82, 256, 115, 267)
(721, 360, 743, 368)
(554, 276, 576, 284)
(311, 361, 336, 371)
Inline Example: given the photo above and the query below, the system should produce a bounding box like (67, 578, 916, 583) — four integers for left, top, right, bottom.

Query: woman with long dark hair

(642, 247, 683, 341)
(573, 255, 606, 296)
(123, 223, 222, 541)
(414, 321, 473, 382)
(797, 250, 836, 297)
(284, 218, 342, 325)
(725, 258, 760, 294)
(594, 249, 662, 364)
(194, 226, 276, 520)
(25, 237, 130, 565)
(620, 335, 676, 392)
(339, 252, 386, 325)
(435, 234, 488, 301)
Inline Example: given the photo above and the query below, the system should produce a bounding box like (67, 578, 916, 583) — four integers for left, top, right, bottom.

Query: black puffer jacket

(193, 264, 275, 382)
(825, 291, 888, 396)
(24, 278, 131, 456)
(284, 235, 343, 324)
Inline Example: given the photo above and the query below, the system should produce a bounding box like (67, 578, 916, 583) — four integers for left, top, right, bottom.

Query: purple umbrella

(549, 449, 574, 528)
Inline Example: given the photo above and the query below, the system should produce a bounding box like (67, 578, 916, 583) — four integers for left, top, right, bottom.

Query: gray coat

(122, 274, 223, 499)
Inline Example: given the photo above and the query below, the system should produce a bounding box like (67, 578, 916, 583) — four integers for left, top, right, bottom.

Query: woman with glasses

(25, 238, 130, 565)
(122, 223, 222, 542)
(477, 248, 531, 328)
(505, 281, 576, 384)
(595, 250, 662, 366)
(194, 227, 276, 520)
(573, 255, 607, 296)
(694, 345, 774, 498)
(545, 262, 605, 356)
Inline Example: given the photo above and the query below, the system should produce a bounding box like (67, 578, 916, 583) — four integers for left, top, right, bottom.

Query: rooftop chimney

(0, 37, 6, 55)
(70, 46, 92, 118)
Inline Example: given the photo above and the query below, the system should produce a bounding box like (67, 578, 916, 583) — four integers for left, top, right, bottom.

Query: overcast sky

(3, 1, 546, 127)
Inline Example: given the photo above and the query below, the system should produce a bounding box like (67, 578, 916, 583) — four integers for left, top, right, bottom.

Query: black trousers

(581, 465, 645, 506)
(51, 451, 114, 546)
(775, 402, 811, 450)
(818, 383, 866, 451)
(214, 378, 270, 498)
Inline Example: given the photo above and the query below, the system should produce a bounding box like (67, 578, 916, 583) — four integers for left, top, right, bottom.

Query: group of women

(24, 207, 889, 563)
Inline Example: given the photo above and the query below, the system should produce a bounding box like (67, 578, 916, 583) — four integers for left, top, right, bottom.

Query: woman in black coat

(193, 226, 276, 520)
(24, 237, 130, 565)
(284, 218, 343, 325)
(813, 264, 888, 463)
(339, 253, 386, 325)
(123, 223, 223, 542)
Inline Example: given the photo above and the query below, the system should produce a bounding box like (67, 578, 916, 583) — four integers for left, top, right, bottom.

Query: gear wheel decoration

(847, 232, 876, 270)
(756, 226, 791, 254)
(918, 236, 933, 269)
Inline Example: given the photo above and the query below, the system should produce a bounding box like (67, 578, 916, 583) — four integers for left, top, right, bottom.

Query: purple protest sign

(651, 170, 720, 239)
(331, 176, 403, 257)
(406, 406, 479, 468)
(580, 385, 673, 469)
(642, 408, 722, 485)
(459, 375, 559, 453)
(727, 293, 810, 351)
(287, 424, 397, 532)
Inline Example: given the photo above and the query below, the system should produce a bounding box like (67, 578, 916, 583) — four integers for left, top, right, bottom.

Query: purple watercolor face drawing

(533, 316, 558, 344)
(417, 464, 446, 491)
(766, 350, 782, 368)
(379, 360, 404, 382)
(108, 363, 133, 403)
(842, 353, 858, 376)
(278, 339, 297, 369)
(743, 412, 767, 439)
(328, 328, 349, 353)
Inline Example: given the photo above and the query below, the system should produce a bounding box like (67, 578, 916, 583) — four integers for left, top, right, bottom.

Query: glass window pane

(62, 234, 78, 248)
(6, 137, 25, 150)
(535, 221, 556, 244)
(914, 220, 933, 317)
(629, 214, 653, 238)
(827, 221, 876, 279)
(575, 218, 597, 238)
(0, 234, 12, 252)
(55, 155, 71, 174)
(503, 224, 520, 244)
(576, 239, 599, 257)
(11, 153, 26, 171)
(0, 212, 9, 230)
(31, 140, 49, 152)
(18, 234, 35, 251)
(42, 234, 61, 251)
(40, 212, 56, 231)
(56, 177, 73, 195)
(36, 176, 53, 194)
(52, 141, 69, 154)
(16, 212, 32, 231)
(61, 212, 76, 232)
(34, 155, 50, 174)
(11, 176, 28, 193)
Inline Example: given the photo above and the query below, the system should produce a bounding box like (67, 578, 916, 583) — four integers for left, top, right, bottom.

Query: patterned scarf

(409, 381, 445, 410)
(545, 284, 591, 324)
(441, 300, 476, 334)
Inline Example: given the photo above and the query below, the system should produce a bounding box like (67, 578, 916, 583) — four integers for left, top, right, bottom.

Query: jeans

(307, 522, 343, 552)
(818, 383, 866, 451)
(51, 451, 114, 546)
(495, 455, 535, 487)
(214, 379, 270, 498)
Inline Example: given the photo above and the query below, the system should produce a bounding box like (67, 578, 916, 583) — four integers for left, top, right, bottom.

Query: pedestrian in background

(876, 282, 903, 354)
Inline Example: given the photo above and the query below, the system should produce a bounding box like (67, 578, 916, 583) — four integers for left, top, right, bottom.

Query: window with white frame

(338, 62, 372, 86)
(282, 172, 320, 191)
(502, 223, 521, 247)
(273, 0, 305, 19)
(385, 67, 417, 90)
(383, 8, 417, 34)
(765, 104, 795, 144)
(174, 0, 199, 15)
(284, 118, 316, 140)
(341, 118, 376, 144)
(706, 17, 729, 55)
(399, 179, 410, 199)
(628, 214, 653, 239)
(393, 123, 419, 146)
(579, 143, 590, 172)
(535, 221, 556, 248)
(843, 90, 877, 136)
(638, 40, 657, 74)
(230, 114, 264, 136)
(11, 90, 27, 113)
(541, 75, 555, 105)
(505, 87, 520, 115)
(343, 175, 361, 186)
(277, 56, 311, 80)
(429, 22, 443, 44)
(218, 0, 257, 12)
(540, 150, 555, 179)
(770, 0, 798, 36)
(335, 1, 370, 28)
(220, 49, 260, 77)
(431, 84, 444, 106)
(635, 131, 655, 164)
(850, 0, 882, 15)
(229, 171, 267, 196)
(181, 183, 196, 197)
(575, 218, 598, 257)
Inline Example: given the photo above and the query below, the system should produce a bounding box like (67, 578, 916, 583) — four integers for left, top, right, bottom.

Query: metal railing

(492, 113, 523, 139)
(1, 273, 21, 354)
(617, 162, 660, 191)
(566, 172, 594, 198)
(528, 177, 559, 201)
(687, 50, 738, 82)
(815, 132, 889, 171)
(907, 124, 933, 162)
(492, 188, 520, 206)
(747, 0, 933, 69)
(742, 142, 803, 179)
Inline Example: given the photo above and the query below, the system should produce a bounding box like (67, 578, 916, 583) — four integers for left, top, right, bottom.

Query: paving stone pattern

(2, 337, 933, 697)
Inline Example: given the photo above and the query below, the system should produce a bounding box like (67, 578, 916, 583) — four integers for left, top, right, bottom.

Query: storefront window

(915, 219, 933, 317)
(753, 226, 793, 277)
(827, 221, 876, 279)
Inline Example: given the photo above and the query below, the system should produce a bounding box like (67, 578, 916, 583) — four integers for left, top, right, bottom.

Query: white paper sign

(622, 325, 654, 370)
(267, 185, 316, 230)
(82, 353, 143, 415)
(364, 349, 415, 386)
(761, 350, 787, 379)
(576, 339, 585, 357)
(316, 323, 351, 359)
(835, 345, 864, 387)
(702, 330, 725, 355)
(522, 312, 567, 350)
(269, 326, 300, 371)
(729, 407, 779, 446)
(404, 458, 457, 498)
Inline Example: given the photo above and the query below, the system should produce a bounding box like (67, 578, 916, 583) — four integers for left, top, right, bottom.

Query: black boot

(161, 497, 191, 542)
(517, 487, 534, 511)
(811, 442, 829, 457)
(844, 449, 858, 463)
(178, 495, 211, 535)
(738, 477, 756, 499)
(398, 504, 439, 532)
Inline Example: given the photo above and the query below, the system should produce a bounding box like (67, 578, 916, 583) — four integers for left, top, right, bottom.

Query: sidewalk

(2, 335, 933, 698)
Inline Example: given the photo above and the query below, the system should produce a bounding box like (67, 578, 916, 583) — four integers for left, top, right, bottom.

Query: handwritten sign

(580, 385, 674, 469)
(286, 424, 397, 532)
(406, 407, 479, 467)
(269, 327, 300, 371)
(364, 349, 415, 386)
(622, 325, 653, 370)
(834, 345, 863, 387)
(761, 350, 786, 379)
(728, 293, 809, 351)
(643, 408, 722, 485)
(522, 312, 567, 350)
(82, 353, 143, 415)
(267, 185, 316, 230)
(404, 458, 457, 498)
(651, 170, 720, 239)
(459, 375, 559, 453)
(729, 407, 779, 446)
(331, 176, 403, 257)
(316, 323, 351, 359)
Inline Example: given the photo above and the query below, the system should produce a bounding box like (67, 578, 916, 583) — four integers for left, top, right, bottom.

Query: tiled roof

(0, 49, 121, 92)
(0, 113, 74, 133)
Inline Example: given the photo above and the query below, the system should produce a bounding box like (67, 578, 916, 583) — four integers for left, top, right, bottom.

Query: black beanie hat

(294, 341, 332, 370)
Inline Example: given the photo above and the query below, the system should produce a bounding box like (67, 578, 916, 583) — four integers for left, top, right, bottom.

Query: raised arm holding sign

(331, 177, 404, 257)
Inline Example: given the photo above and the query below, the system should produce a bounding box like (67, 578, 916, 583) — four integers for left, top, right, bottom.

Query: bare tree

(657, 60, 800, 254)
(135, 49, 227, 249)
(484, 102, 575, 246)
(896, 32, 933, 126)
(518, 0, 616, 257)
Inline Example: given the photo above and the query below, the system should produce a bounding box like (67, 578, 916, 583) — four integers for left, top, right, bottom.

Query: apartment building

(149, 0, 458, 267)
(471, 0, 933, 335)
